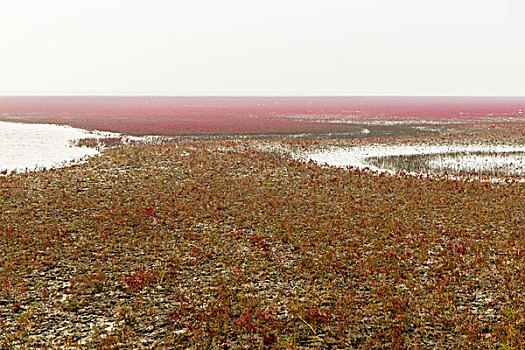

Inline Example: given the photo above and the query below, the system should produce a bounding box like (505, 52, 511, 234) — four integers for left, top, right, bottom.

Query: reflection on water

(367, 151, 525, 176)
(299, 142, 525, 177)
(0, 121, 101, 173)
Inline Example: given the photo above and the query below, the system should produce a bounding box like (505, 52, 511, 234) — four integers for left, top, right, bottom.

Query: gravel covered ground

(1, 130, 525, 348)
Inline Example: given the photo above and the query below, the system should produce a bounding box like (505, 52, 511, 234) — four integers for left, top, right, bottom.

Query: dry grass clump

(72, 137, 126, 150)
(1, 138, 525, 348)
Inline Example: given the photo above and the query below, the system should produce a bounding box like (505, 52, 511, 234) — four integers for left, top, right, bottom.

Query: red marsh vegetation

(2, 98, 525, 347)
(1, 96, 524, 136)
(1, 130, 525, 347)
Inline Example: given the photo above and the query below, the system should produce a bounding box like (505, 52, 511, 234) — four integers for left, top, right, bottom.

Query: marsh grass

(1, 134, 525, 348)
(366, 150, 525, 176)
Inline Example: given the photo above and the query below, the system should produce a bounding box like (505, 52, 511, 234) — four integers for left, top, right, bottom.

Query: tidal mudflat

(2, 97, 525, 348)
(3, 138, 525, 348)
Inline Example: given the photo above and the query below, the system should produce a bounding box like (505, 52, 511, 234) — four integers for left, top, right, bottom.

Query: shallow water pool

(298, 142, 525, 177)
(0, 121, 104, 173)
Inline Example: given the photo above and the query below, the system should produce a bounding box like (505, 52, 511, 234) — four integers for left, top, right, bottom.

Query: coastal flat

(2, 131, 525, 348)
(2, 97, 525, 348)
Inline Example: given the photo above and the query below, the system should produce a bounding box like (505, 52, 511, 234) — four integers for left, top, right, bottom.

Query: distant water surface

(0, 121, 100, 172)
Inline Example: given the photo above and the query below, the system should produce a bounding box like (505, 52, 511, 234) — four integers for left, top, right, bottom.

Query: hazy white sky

(1, 0, 524, 96)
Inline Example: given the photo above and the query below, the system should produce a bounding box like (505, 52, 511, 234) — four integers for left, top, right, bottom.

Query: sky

(0, 0, 524, 96)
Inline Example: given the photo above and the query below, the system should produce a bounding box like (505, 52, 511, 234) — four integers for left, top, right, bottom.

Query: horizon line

(1, 94, 525, 98)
